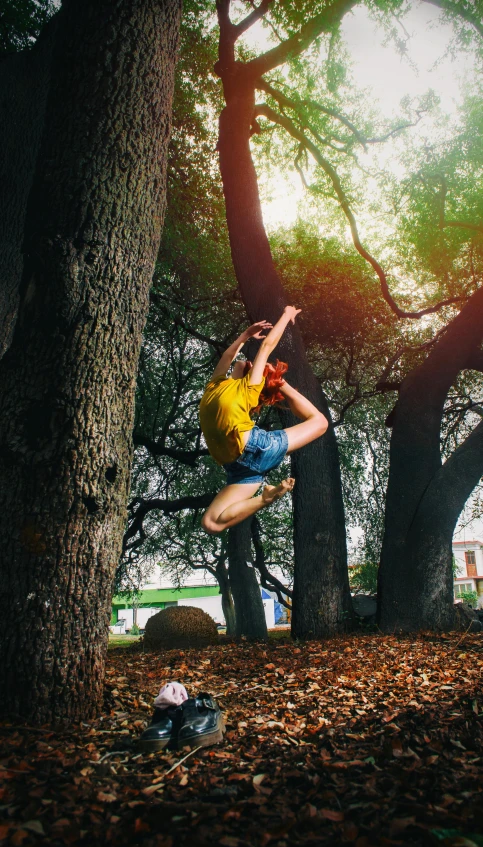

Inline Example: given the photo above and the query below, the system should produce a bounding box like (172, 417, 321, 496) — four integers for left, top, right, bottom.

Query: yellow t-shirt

(199, 373, 265, 466)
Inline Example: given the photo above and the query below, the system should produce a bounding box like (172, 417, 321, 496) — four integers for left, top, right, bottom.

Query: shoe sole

(136, 736, 171, 753)
(178, 717, 225, 750)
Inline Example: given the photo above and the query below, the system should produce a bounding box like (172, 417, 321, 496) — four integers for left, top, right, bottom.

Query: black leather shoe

(177, 693, 225, 749)
(137, 706, 182, 752)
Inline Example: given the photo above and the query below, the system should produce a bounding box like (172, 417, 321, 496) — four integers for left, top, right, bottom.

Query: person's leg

(280, 381, 328, 453)
(201, 478, 294, 534)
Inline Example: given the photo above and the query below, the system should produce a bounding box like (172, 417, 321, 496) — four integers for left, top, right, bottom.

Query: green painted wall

(111, 584, 221, 622)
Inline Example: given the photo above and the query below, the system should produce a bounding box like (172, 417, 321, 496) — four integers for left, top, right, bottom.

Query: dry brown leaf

(97, 791, 117, 803)
(321, 808, 344, 821)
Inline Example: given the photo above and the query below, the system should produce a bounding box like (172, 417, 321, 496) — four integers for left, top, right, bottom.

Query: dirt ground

(1, 632, 482, 846)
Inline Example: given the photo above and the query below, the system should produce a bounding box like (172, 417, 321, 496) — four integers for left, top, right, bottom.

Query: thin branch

(294, 144, 309, 189)
(365, 116, 426, 145)
(375, 327, 447, 388)
(150, 292, 227, 354)
(257, 78, 366, 147)
(257, 78, 427, 150)
(359, 427, 385, 503)
(305, 102, 369, 147)
(332, 390, 364, 427)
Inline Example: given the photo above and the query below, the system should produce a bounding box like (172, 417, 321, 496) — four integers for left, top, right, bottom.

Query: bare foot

(262, 477, 295, 506)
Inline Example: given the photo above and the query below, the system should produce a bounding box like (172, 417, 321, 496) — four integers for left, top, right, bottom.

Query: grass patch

(108, 633, 141, 648)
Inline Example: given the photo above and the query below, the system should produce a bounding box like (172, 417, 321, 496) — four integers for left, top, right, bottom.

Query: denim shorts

(223, 426, 289, 485)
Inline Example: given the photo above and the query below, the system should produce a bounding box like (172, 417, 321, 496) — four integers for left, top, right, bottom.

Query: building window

(465, 550, 477, 577)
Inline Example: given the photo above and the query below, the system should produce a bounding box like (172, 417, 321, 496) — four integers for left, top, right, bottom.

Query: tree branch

(247, 0, 357, 78)
(414, 416, 483, 540)
(257, 78, 428, 154)
(256, 78, 363, 147)
(216, 0, 237, 69)
(251, 517, 292, 608)
(123, 493, 215, 553)
(133, 432, 209, 467)
(294, 145, 310, 189)
(444, 220, 483, 235)
(234, 0, 274, 38)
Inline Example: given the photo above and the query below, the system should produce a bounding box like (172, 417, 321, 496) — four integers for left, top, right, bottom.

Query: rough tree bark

(0, 16, 57, 356)
(214, 0, 354, 638)
(379, 285, 483, 631)
(0, 0, 181, 723)
(228, 519, 268, 640)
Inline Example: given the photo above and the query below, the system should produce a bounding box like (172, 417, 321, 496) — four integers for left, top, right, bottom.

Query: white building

(452, 539, 483, 607)
(112, 563, 290, 631)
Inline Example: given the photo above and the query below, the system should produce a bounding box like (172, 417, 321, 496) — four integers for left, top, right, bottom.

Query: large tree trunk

(0, 0, 181, 724)
(217, 90, 352, 638)
(379, 286, 483, 631)
(0, 16, 58, 356)
(228, 519, 268, 640)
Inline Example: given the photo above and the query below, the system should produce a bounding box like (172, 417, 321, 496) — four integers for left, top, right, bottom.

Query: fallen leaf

(97, 791, 117, 803)
(321, 808, 344, 822)
(23, 821, 45, 835)
(142, 784, 162, 796)
(134, 818, 150, 833)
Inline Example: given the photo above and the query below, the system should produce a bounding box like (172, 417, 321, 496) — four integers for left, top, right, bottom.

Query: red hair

(243, 359, 288, 413)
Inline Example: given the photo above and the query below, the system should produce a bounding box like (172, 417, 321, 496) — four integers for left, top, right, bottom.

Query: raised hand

(284, 306, 302, 324)
(243, 320, 273, 340)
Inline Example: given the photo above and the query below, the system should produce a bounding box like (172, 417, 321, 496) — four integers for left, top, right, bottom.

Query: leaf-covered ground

(1, 633, 482, 847)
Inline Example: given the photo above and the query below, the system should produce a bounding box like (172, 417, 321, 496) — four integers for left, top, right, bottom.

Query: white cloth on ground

(154, 682, 188, 709)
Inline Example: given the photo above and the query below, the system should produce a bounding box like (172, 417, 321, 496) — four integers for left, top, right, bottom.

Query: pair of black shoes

(137, 693, 225, 753)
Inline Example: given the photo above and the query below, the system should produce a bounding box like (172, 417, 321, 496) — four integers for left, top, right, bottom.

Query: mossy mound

(144, 605, 219, 649)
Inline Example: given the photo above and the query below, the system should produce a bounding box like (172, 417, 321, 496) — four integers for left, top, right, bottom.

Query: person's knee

(201, 512, 222, 535)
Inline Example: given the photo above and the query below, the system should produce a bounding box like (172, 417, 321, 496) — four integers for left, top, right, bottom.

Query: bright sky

(254, 2, 477, 229)
(342, 3, 474, 116)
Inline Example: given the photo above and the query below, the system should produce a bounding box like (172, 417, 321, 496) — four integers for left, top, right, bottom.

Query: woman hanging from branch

(199, 306, 328, 534)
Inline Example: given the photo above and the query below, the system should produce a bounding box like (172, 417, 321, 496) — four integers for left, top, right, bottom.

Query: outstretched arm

(210, 321, 272, 380)
(249, 306, 301, 385)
